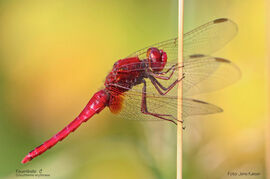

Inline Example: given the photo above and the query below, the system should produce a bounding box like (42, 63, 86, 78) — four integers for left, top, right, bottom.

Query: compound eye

(146, 47, 167, 72)
(147, 48, 161, 61)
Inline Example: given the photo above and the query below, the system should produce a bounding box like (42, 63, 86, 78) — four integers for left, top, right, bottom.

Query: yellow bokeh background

(0, 0, 268, 178)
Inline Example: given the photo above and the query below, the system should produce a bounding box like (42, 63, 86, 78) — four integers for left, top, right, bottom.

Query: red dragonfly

(21, 18, 240, 164)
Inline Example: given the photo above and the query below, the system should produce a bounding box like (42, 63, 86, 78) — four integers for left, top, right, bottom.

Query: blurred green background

(0, 0, 267, 178)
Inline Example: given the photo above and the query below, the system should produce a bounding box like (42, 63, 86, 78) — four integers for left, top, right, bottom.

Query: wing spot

(215, 57, 231, 63)
(192, 99, 208, 104)
(213, 18, 228, 23)
(189, 54, 205, 58)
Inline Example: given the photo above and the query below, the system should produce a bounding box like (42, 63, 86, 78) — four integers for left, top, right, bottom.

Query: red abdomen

(21, 90, 109, 164)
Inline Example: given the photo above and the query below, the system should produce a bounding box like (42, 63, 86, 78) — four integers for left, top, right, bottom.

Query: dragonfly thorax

(104, 57, 146, 94)
(146, 47, 167, 72)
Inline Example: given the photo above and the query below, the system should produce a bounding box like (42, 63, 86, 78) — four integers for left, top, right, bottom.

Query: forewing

(126, 18, 237, 60)
(183, 18, 238, 57)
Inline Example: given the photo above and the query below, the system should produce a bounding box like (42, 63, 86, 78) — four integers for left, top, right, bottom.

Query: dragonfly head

(147, 47, 167, 72)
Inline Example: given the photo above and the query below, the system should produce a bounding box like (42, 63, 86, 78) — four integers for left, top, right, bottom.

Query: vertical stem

(266, 0, 270, 177)
(177, 0, 184, 179)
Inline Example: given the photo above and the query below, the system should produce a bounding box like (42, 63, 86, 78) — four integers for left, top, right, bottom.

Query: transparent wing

(183, 18, 237, 57)
(182, 98, 223, 118)
(182, 55, 241, 96)
(111, 88, 223, 122)
(126, 18, 237, 60)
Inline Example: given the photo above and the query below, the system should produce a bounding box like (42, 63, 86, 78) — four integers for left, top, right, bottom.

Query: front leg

(149, 64, 183, 80)
(149, 75, 185, 95)
(140, 79, 182, 125)
(156, 64, 178, 75)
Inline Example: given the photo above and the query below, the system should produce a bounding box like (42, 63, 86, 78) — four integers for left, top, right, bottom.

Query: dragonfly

(21, 18, 240, 164)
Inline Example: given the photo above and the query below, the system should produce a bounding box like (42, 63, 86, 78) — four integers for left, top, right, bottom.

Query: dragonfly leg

(149, 75, 185, 95)
(156, 64, 178, 75)
(140, 79, 182, 124)
(150, 64, 183, 80)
